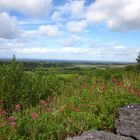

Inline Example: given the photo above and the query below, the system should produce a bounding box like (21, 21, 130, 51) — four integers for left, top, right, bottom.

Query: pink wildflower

(1, 110, 6, 115)
(10, 122, 17, 127)
(15, 104, 21, 111)
(40, 100, 46, 104)
(8, 117, 16, 122)
(31, 112, 39, 120)
(39, 100, 48, 106)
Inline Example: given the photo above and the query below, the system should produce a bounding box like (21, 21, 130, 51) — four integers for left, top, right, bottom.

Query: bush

(0, 59, 24, 110)
(125, 65, 135, 71)
(0, 60, 63, 110)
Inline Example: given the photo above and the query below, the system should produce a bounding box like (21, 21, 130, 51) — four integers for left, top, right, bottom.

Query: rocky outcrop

(66, 104, 140, 140)
(67, 130, 133, 140)
(115, 104, 140, 140)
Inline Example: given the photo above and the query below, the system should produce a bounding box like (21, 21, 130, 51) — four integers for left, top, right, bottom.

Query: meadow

(0, 59, 140, 140)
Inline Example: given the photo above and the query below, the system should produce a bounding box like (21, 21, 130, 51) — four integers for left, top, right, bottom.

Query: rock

(115, 104, 140, 140)
(66, 130, 134, 140)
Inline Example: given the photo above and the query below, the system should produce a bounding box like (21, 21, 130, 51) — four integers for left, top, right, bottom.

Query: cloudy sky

(0, 0, 140, 62)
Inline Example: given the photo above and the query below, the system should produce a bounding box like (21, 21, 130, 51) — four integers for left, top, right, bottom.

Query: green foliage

(136, 52, 140, 64)
(136, 63, 140, 71)
(136, 52, 140, 71)
(0, 59, 63, 110)
(125, 65, 135, 71)
(0, 58, 24, 109)
(0, 59, 140, 140)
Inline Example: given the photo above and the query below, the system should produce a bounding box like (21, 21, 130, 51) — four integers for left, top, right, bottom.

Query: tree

(12, 54, 16, 62)
(136, 52, 140, 64)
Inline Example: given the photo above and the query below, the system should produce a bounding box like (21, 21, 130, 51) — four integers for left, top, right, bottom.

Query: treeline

(0, 59, 74, 71)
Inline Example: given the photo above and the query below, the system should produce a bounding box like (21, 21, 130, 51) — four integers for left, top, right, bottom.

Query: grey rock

(66, 130, 133, 140)
(115, 104, 140, 140)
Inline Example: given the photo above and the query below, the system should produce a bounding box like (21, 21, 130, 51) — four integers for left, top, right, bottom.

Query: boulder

(115, 104, 140, 140)
(66, 130, 134, 140)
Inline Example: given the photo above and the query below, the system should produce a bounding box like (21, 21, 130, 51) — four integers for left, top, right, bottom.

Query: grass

(0, 60, 140, 140)
(56, 74, 78, 80)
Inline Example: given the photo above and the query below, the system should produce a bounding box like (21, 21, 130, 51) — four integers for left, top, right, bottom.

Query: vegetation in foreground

(0, 58, 140, 140)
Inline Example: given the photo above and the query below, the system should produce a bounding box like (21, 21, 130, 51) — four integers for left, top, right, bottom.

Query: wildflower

(39, 100, 48, 106)
(29, 128, 33, 134)
(10, 122, 17, 127)
(7, 110, 12, 116)
(4, 122, 9, 127)
(0, 123, 2, 127)
(31, 112, 39, 120)
(15, 104, 21, 111)
(59, 108, 64, 113)
(0, 100, 4, 103)
(8, 117, 16, 122)
(40, 100, 46, 104)
(46, 108, 53, 112)
(1, 110, 6, 115)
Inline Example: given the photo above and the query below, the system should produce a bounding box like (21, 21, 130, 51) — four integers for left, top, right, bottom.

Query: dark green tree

(12, 54, 16, 62)
(136, 52, 140, 64)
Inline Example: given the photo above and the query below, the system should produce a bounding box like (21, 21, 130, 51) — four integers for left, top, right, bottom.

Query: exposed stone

(115, 104, 140, 140)
(66, 130, 134, 140)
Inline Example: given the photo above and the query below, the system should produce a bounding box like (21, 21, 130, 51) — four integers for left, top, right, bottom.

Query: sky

(0, 0, 140, 62)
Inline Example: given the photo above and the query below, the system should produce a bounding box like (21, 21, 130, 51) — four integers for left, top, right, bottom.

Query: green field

(0, 59, 140, 140)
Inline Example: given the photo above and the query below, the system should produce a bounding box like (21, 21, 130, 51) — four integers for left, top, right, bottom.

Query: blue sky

(0, 0, 140, 62)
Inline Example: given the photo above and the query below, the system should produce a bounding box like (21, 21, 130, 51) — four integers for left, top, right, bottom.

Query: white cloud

(18, 46, 140, 62)
(22, 47, 49, 54)
(1, 40, 139, 62)
(69, 0, 85, 18)
(51, 0, 85, 21)
(62, 35, 81, 46)
(20, 24, 62, 39)
(0, 12, 18, 39)
(114, 46, 125, 49)
(86, 0, 140, 31)
(17, 47, 91, 55)
(20, 30, 37, 40)
(51, 11, 62, 21)
(51, 0, 140, 31)
(66, 20, 87, 33)
(38, 25, 61, 36)
(0, 0, 139, 62)
(0, 38, 25, 49)
(0, 0, 52, 17)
